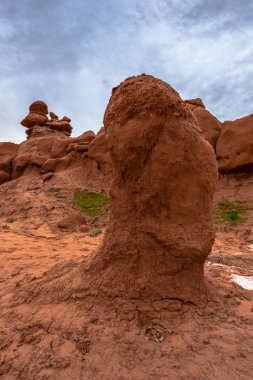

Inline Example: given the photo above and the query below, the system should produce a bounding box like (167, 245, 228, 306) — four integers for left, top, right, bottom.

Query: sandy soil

(0, 227, 252, 380)
(0, 172, 252, 379)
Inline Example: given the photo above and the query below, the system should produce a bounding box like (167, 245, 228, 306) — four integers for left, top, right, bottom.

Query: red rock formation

(0, 142, 18, 183)
(13, 75, 218, 308)
(0, 101, 111, 185)
(185, 98, 222, 150)
(21, 100, 73, 138)
(5, 89, 253, 191)
(29, 100, 49, 114)
(216, 114, 253, 172)
(87, 128, 111, 175)
(92, 75, 218, 304)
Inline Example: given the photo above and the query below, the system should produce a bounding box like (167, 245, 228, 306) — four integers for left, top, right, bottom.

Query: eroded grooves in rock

(96, 74, 218, 304)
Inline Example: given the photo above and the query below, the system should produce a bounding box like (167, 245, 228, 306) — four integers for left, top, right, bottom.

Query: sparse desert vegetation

(74, 189, 109, 217)
(213, 200, 249, 224)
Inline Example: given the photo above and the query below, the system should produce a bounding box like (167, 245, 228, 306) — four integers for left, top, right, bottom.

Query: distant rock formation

(185, 98, 222, 150)
(1, 90, 253, 186)
(216, 114, 253, 172)
(95, 74, 218, 304)
(0, 101, 112, 185)
(21, 100, 72, 138)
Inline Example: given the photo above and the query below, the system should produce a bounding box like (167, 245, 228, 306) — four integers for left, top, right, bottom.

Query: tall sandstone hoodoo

(93, 75, 218, 304)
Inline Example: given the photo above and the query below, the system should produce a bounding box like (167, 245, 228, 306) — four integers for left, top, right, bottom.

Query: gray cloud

(0, 0, 252, 142)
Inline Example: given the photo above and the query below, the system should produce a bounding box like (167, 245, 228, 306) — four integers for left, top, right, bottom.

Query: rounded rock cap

(29, 100, 48, 115)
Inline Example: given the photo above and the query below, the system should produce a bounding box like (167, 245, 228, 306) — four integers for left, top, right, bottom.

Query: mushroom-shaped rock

(21, 100, 49, 131)
(21, 113, 48, 129)
(94, 75, 218, 304)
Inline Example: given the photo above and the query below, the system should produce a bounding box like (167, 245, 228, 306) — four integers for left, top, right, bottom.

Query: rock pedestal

(94, 75, 218, 304)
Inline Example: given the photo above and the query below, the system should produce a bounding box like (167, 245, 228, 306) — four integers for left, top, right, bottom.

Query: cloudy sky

(0, 0, 253, 142)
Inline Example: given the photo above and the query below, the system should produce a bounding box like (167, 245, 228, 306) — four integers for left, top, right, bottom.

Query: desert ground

(0, 173, 252, 380)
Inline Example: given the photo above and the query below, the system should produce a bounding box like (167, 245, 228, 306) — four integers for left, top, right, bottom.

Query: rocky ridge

(1, 91, 253, 188)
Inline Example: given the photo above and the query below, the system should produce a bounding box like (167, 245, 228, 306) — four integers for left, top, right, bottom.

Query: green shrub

(212, 200, 248, 224)
(74, 189, 109, 217)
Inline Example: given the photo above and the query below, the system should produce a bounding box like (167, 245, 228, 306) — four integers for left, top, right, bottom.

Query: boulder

(75, 130, 96, 143)
(185, 98, 222, 149)
(46, 120, 72, 134)
(29, 100, 48, 115)
(216, 114, 253, 172)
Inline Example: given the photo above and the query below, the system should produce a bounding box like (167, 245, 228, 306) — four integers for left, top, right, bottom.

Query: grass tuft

(74, 189, 109, 217)
(212, 200, 248, 224)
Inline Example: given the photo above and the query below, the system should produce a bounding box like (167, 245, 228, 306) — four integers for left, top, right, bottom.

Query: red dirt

(0, 171, 252, 379)
(0, 228, 252, 379)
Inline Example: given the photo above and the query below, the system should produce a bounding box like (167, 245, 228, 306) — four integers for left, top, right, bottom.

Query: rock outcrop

(216, 114, 253, 172)
(21, 100, 73, 138)
(185, 98, 222, 150)
(13, 75, 218, 308)
(94, 75, 218, 304)
(0, 142, 18, 184)
(0, 101, 112, 186)
(1, 93, 253, 187)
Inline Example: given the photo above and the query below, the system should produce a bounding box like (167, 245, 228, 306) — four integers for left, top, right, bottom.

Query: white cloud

(0, 0, 253, 142)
